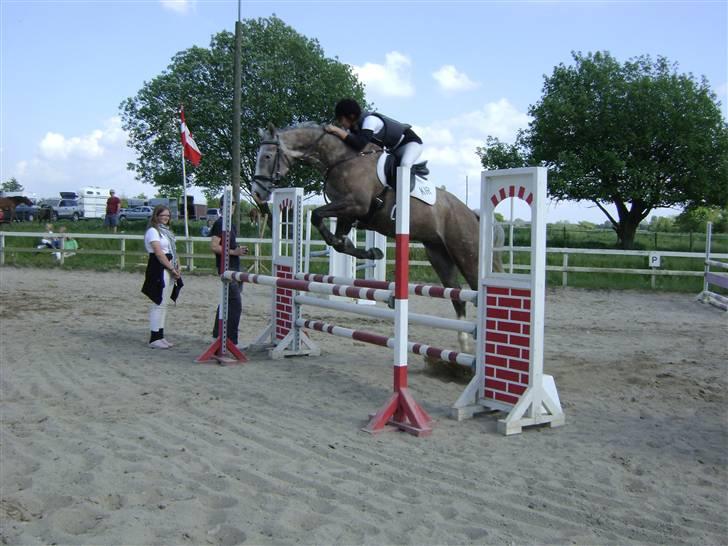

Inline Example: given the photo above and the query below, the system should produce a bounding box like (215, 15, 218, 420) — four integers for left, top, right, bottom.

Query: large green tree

(479, 51, 728, 249)
(1, 177, 24, 192)
(120, 16, 365, 200)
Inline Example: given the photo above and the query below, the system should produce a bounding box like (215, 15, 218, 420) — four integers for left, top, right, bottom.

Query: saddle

(382, 150, 429, 191)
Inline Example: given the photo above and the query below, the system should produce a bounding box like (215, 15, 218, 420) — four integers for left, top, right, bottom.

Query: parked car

(206, 208, 221, 222)
(14, 201, 52, 222)
(40, 198, 83, 221)
(119, 206, 154, 222)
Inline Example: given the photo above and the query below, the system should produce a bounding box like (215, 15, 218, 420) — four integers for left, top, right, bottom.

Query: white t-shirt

(144, 227, 171, 254)
(362, 115, 384, 133)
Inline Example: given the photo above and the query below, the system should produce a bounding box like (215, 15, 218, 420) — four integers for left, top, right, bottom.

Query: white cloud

(352, 51, 415, 98)
(412, 99, 530, 206)
(432, 65, 479, 92)
(38, 117, 126, 161)
(10, 117, 160, 200)
(160, 0, 195, 14)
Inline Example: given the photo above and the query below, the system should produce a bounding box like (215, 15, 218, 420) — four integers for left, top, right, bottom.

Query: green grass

(1, 219, 726, 293)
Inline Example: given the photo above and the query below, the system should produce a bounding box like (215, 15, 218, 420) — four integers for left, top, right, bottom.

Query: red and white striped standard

(295, 273, 478, 304)
(196, 185, 246, 365)
(363, 166, 433, 436)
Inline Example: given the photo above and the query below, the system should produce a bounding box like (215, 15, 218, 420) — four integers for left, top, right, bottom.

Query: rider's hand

(324, 124, 344, 138)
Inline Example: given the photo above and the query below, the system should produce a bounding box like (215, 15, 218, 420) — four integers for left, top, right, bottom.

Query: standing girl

(141, 205, 183, 348)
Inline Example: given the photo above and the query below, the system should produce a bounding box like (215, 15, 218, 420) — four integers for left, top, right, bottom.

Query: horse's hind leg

(423, 242, 473, 354)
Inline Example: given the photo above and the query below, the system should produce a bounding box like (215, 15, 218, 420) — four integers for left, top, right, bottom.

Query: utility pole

(231, 0, 242, 232)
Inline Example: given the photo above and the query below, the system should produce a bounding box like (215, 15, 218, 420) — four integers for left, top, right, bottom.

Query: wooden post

(120, 238, 126, 270)
(0, 233, 4, 266)
(562, 253, 568, 287)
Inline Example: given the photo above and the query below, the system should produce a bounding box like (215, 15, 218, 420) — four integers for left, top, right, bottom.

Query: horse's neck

(291, 128, 355, 168)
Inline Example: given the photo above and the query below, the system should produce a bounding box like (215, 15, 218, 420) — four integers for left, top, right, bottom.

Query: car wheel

(28, 214, 34, 222)
(72, 213, 79, 221)
(119, 215, 126, 222)
(52, 212, 59, 221)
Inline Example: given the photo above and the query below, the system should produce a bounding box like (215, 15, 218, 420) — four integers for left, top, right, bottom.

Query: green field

(1, 217, 726, 294)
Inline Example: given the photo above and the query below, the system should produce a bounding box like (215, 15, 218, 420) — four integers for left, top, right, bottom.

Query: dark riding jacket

(344, 112, 421, 152)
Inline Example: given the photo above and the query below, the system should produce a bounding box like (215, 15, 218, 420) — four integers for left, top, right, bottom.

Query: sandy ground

(1, 267, 726, 546)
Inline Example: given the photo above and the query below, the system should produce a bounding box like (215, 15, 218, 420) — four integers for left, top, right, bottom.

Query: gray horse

(252, 123, 503, 353)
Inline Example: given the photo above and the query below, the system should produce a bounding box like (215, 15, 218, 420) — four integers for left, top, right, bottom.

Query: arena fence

(1, 231, 727, 290)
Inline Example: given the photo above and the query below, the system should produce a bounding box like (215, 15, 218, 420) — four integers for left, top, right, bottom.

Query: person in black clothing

(210, 197, 248, 345)
(324, 98, 423, 170)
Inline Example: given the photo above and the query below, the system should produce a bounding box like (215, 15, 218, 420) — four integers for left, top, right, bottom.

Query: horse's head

(20, 197, 32, 206)
(252, 123, 329, 202)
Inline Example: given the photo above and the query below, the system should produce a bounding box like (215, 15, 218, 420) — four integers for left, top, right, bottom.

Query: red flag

(180, 107, 202, 166)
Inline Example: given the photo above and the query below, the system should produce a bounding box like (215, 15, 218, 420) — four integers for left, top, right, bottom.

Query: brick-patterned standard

(483, 285, 532, 405)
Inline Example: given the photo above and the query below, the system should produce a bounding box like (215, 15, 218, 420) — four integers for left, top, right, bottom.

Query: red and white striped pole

(363, 166, 433, 436)
(196, 185, 247, 365)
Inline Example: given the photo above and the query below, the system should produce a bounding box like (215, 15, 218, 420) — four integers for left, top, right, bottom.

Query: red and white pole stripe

(225, 271, 393, 304)
(298, 319, 475, 367)
(295, 273, 478, 303)
(393, 165, 410, 391)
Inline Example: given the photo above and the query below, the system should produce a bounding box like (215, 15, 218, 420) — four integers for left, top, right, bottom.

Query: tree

(647, 215, 676, 232)
(479, 51, 728, 249)
(675, 205, 726, 233)
(1, 177, 24, 192)
(476, 136, 529, 170)
(120, 16, 365, 200)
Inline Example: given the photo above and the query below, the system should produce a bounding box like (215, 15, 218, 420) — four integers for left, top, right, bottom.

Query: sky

(1, 0, 726, 224)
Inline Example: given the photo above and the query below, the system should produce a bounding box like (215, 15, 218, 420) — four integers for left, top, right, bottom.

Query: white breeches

(398, 142, 423, 168)
(149, 270, 173, 331)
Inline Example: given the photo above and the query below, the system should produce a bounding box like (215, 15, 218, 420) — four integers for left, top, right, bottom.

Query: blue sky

(1, 0, 726, 223)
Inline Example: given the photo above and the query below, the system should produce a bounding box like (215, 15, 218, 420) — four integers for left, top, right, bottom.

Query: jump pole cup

(363, 166, 433, 436)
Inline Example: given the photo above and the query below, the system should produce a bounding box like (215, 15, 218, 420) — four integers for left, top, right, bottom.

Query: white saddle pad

(376, 153, 436, 206)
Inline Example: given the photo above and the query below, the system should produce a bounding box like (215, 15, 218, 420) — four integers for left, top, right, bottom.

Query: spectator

(104, 189, 121, 233)
(52, 226, 79, 262)
(36, 223, 60, 250)
(141, 205, 183, 349)
(200, 218, 214, 237)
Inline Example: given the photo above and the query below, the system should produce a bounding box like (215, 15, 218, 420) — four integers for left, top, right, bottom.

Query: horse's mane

(281, 121, 323, 131)
(278, 121, 381, 157)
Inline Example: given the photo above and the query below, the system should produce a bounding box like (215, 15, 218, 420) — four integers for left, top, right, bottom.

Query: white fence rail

(1, 231, 727, 289)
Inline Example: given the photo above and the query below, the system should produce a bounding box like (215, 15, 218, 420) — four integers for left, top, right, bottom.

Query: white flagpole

(180, 144, 191, 270)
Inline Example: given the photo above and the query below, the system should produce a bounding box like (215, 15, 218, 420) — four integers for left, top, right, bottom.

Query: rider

(324, 99, 423, 180)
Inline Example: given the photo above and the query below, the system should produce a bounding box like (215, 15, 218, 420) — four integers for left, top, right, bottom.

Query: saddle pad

(376, 153, 436, 206)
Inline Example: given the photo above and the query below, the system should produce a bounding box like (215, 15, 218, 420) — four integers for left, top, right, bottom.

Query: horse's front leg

(311, 201, 382, 260)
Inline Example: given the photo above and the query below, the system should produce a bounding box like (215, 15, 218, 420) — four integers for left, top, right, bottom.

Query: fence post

(119, 238, 125, 270)
(562, 253, 568, 287)
(689, 231, 693, 252)
(654, 232, 658, 250)
(0, 233, 4, 266)
(189, 239, 194, 271)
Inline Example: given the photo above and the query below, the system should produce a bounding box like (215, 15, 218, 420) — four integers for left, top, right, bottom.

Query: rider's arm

(343, 129, 373, 151)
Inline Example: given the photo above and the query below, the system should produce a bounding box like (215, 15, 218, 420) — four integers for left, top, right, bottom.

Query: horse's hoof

(368, 248, 384, 260)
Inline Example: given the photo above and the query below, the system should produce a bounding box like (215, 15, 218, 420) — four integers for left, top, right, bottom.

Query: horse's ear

(266, 122, 276, 135)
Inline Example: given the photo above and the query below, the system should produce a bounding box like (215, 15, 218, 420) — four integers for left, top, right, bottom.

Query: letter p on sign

(649, 253, 661, 268)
